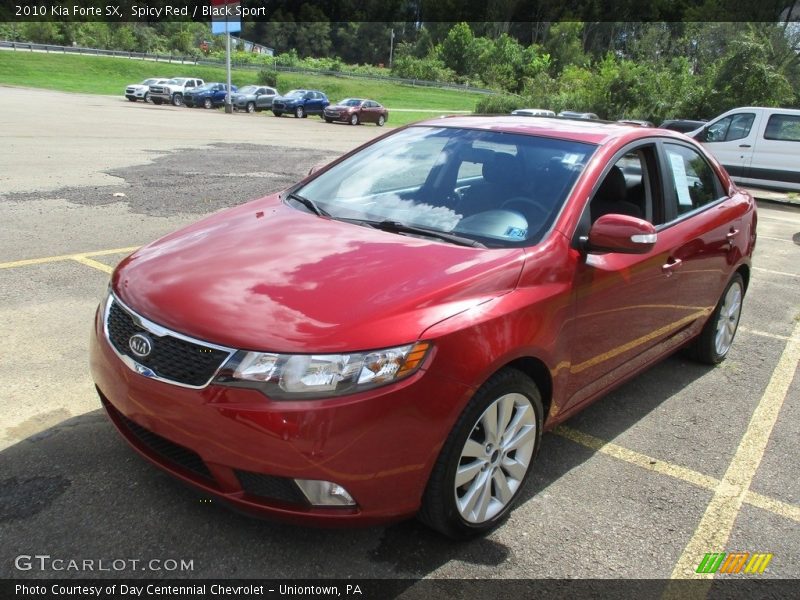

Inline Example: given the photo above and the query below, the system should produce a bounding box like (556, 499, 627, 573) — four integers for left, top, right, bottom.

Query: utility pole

(389, 28, 395, 69)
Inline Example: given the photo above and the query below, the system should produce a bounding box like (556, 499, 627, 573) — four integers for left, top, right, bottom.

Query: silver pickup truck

(148, 78, 204, 107)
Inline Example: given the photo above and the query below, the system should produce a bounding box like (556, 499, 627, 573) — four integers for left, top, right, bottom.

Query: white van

(690, 106, 800, 192)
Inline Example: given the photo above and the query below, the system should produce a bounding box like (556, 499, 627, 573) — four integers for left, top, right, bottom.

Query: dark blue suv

(184, 83, 238, 109)
(271, 90, 329, 118)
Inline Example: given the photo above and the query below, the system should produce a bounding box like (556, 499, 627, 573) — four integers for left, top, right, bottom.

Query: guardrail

(0, 40, 496, 95)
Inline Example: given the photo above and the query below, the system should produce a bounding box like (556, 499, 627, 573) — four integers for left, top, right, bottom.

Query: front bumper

(324, 110, 351, 122)
(89, 304, 471, 526)
(125, 88, 148, 100)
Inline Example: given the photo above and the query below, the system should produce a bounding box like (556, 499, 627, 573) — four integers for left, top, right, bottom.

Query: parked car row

(509, 104, 799, 191)
(123, 79, 388, 126)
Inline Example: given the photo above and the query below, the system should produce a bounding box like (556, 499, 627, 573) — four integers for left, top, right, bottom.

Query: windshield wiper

(285, 192, 330, 217)
(369, 220, 487, 248)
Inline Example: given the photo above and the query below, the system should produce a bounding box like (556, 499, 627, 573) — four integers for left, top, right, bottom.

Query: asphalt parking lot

(1, 87, 798, 587)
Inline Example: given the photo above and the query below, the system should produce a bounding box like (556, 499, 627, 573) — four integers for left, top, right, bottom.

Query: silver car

(232, 85, 278, 113)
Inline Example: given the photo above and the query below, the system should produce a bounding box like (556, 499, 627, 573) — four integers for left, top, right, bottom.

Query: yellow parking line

(555, 426, 800, 525)
(758, 235, 795, 243)
(753, 266, 800, 279)
(0, 246, 138, 270)
(555, 426, 720, 490)
(744, 490, 800, 523)
(71, 256, 114, 274)
(669, 318, 800, 580)
(738, 326, 800, 342)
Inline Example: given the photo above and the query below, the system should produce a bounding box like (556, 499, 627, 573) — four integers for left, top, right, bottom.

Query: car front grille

(126, 88, 135, 94)
(273, 102, 285, 110)
(105, 298, 231, 387)
(149, 86, 165, 94)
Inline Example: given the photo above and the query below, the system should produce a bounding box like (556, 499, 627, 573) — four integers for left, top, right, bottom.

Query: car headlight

(219, 342, 430, 399)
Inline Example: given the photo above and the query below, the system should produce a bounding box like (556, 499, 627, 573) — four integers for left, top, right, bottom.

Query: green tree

(439, 22, 479, 76)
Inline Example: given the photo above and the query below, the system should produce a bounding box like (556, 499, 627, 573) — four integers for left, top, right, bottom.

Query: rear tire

(418, 368, 543, 539)
(686, 273, 745, 364)
(377, 114, 386, 126)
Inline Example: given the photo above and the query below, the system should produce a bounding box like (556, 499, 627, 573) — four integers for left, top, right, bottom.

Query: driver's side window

(589, 147, 659, 225)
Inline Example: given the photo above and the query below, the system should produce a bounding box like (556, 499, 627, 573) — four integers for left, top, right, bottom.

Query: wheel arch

(735, 263, 750, 293)
(498, 356, 553, 426)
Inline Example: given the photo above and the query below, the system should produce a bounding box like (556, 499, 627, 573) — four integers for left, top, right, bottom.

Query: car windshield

(196, 83, 214, 91)
(166, 79, 185, 85)
(339, 98, 363, 106)
(239, 85, 258, 94)
(285, 90, 305, 97)
(295, 126, 596, 248)
(141, 79, 158, 85)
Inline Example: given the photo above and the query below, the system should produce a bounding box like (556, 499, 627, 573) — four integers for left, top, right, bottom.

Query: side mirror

(587, 214, 657, 254)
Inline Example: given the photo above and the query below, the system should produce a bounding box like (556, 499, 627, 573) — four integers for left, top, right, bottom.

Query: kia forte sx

(90, 116, 756, 538)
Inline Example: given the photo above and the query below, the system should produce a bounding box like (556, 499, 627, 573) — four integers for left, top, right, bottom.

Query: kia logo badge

(129, 333, 153, 358)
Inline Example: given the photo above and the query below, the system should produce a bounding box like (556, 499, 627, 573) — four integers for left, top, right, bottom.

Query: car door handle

(662, 258, 682, 276)
(738, 144, 751, 148)
(726, 229, 739, 240)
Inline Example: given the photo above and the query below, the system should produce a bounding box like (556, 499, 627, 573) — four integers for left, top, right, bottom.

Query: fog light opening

(295, 479, 356, 507)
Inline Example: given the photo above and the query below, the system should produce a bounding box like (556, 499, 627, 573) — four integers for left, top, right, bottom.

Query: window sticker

(504, 226, 528, 239)
(669, 153, 693, 207)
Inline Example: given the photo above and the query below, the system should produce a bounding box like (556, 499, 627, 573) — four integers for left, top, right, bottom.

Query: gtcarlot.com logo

(14, 554, 194, 572)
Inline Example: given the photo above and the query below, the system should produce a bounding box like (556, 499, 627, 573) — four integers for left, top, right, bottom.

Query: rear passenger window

(664, 144, 723, 216)
(764, 114, 800, 141)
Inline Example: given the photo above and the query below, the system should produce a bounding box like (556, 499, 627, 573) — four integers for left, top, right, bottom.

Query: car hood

(328, 105, 357, 111)
(113, 194, 525, 353)
(274, 96, 302, 103)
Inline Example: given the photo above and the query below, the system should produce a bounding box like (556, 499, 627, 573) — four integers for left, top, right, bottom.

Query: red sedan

(324, 98, 388, 126)
(90, 117, 756, 538)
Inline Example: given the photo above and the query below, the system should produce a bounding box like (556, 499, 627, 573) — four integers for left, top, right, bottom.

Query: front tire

(152, 98, 163, 105)
(171, 93, 183, 107)
(295, 106, 305, 118)
(203, 98, 213, 109)
(349, 113, 359, 126)
(246, 102, 255, 113)
(127, 97, 137, 102)
(273, 111, 283, 117)
(419, 368, 543, 539)
(686, 273, 745, 364)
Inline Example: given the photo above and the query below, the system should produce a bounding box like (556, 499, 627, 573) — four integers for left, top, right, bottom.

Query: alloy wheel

(455, 392, 536, 524)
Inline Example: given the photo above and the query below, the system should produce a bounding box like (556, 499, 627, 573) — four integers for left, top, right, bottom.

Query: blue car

(183, 83, 238, 109)
(271, 89, 329, 118)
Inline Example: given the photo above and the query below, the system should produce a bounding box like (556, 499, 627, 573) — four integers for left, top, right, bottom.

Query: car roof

(411, 115, 687, 145)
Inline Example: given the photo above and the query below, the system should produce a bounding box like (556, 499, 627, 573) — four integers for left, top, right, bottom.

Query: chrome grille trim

(102, 292, 237, 389)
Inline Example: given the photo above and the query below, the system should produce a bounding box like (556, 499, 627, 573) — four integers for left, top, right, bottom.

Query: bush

(474, 95, 522, 114)
(257, 68, 278, 87)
